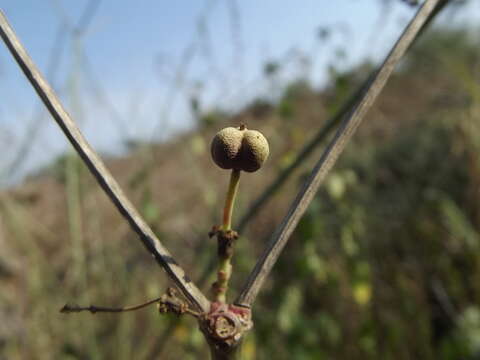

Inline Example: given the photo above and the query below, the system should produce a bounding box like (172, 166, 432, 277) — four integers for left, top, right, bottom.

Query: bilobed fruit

(239, 129, 269, 172)
(210, 127, 243, 170)
(211, 125, 269, 172)
(211, 125, 269, 303)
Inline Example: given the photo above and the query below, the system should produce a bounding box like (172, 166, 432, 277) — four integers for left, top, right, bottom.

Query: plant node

(199, 302, 253, 358)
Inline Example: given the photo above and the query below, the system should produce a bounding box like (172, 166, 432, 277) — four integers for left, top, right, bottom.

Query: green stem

(215, 257, 232, 303)
(214, 169, 241, 303)
(222, 169, 241, 231)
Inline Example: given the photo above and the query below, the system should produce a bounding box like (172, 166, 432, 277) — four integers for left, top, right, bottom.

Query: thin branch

(236, 0, 451, 234)
(136, 1, 451, 353)
(61, 297, 162, 314)
(3, 0, 105, 183)
(237, 72, 374, 233)
(2, 22, 68, 183)
(150, 0, 219, 141)
(60, 288, 202, 317)
(74, 0, 102, 35)
(0, 9, 210, 313)
(235, 0, 442, 308)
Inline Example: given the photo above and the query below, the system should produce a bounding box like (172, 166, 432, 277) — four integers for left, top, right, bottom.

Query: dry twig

(0, 9, 209, 313)
(235, 0, 442, 308)
(60, 287, 201, 317)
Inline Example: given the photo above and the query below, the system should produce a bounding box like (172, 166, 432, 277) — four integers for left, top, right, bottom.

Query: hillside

(0, 28, 479, 359)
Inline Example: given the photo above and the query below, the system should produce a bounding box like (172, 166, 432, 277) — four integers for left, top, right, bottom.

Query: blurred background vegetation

(1, 0, 480, 359)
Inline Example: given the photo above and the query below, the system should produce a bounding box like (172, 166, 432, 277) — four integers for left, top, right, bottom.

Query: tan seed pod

(211, 126, 269, 172)
(239, 130, 269, 172)
(211, 127, 243, 170)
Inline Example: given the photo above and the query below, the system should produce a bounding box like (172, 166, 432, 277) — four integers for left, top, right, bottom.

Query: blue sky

(0, 1, 477, 184)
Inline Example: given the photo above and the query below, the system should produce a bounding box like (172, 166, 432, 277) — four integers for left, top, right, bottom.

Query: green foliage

(199, 109, 228, 128)
(277, 100, 295, 120)
(252, 114, 480, 359)
(281, 80, 313, 101)
(263, 61, 280, 78)
(276, 80, 315, 121)
(246, 27, 480, 359)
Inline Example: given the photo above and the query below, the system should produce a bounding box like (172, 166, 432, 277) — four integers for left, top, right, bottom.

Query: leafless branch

(150, 0, 219, 141)
(4, 0, 104, 183)
(74, 0, 102, 35)
(2, 22, 68, 183)
(235, 0, 442, 308)
(0, 9, 210, 313)
(61, 297, 162, 314)
(237, 72, 374, 234)
(60, 287, 202, 317)
(237, 0, 451, 234)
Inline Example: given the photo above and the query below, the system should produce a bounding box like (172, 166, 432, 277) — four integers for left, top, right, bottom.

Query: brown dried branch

(0, 9, 209, 313)
(237, 72, 374, 234)
(60, 288, 201, 317)
(236, 1, 451, 235)
(235, 0, 442, 308)
(60, 297, 162, 314)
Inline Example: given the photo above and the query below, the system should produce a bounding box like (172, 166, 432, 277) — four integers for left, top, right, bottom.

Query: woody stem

(213, 169, 241, 303)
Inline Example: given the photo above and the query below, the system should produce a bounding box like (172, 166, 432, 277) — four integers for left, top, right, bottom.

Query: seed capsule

(211, 125, 269, 172)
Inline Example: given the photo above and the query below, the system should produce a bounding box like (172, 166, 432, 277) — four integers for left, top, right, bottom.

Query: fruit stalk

(222, 169, 241, 231)
(210, 124, 268, 303)
(213, 169, 241, 303)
